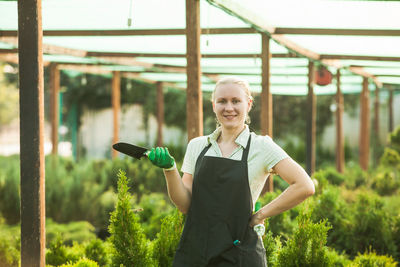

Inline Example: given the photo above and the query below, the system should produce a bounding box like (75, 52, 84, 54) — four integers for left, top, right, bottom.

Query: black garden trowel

(112, 142, 149, 160)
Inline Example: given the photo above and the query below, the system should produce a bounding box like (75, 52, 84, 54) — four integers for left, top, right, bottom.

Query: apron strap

(241, 135, 252, 163)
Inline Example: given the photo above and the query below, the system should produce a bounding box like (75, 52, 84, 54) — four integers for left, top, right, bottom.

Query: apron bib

(173, 135, 267, 267)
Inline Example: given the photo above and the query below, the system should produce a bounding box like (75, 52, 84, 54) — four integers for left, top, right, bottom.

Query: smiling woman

(146, 76, 315, 267)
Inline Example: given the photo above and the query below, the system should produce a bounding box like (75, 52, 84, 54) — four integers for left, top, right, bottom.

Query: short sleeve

(263, 136, 289, 171)
(181, 139, 196, 175)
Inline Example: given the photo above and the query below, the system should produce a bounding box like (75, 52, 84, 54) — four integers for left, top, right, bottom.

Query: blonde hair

(211, 76, 254, 125)
(211, 76, 254, 104)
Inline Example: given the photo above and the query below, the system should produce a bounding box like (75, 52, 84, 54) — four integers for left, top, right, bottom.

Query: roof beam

(4, 46, 400, 63)
(321, 54, 400, 62)
(2, 28, 400, 37)
(274, 28, 400, 36)
(0, 28, 257, 37)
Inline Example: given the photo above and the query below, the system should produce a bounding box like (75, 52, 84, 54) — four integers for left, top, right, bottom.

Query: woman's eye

(218, 100, 226, 103)
(233, 99, 240, 104)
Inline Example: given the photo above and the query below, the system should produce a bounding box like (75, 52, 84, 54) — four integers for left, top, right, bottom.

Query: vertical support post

(335, 69, 345, 173)
(261, 33, 274, 192)
(373, 83, 380, 165)
(359, 77, 370, 170)
(50, 63, 59, 156)
(388, 86, 394, 133)
(112, 71, 120, 159)
(18, 0, 45, 266)
(306, 61, 316, 176)
(156, 82, 164, 147)
(186, 0, 203, 140)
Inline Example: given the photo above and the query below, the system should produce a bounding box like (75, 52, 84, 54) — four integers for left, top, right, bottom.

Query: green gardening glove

(147, 147, 175, 169)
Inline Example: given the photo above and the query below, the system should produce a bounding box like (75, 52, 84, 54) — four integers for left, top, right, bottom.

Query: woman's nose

(225, 102, 234, 110)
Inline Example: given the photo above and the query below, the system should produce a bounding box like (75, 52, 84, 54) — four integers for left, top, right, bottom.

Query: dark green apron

(173, 135, 267, 267)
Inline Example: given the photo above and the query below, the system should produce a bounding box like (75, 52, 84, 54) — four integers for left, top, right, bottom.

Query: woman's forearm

(163, 168, 192, 213)
(258, 181, 314, 219)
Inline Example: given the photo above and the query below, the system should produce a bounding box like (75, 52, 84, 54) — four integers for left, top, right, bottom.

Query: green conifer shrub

(351, 250, 397, 267)
(46, 236, 85, 266)
(0, 235, 19, 267)
(343, 163, 368, 190)
(138, 193, 174, 239)
(389, 126, 400, 153)
(311, 186, 352, 254)
(275, 206, 332, 267)
(258, 190, 297, 239)
(325, 248, 352, 267)
(108, 170, 152, 267)
(84, 239, 109, 266)
(370, 169, 399, 196)
(262, 219, 281, 266)
(380, 148, 400, 168)
(350, 192, 397, 258)
(60, 258, 100, 267)
(0, 157, 20, 224)
(151, 209, 184, 267)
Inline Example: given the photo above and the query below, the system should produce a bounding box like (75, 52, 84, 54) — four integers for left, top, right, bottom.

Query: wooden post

(388, 86, 394, 133)
(261, 33, 273, 137)
(18, 0, 46, 266)
(49, 63, 59, 155)
(359, 77, 370, 170)
(112, 71, 120, 159)
(306, 61, 316, 176)
(335, 69, 345, 173)
(156, 82, 164, 147)
(374, 84, 380, 165)
(186, 0, 203, 140)
(261, 33, 274, 192)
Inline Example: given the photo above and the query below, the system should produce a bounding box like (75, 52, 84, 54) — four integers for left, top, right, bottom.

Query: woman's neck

(218, 125, 246, 144)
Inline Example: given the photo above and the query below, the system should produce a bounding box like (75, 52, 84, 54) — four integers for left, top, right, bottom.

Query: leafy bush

(151, 209, 184, 267)
(0, 156, 20, 224)
(46, 219, 97, 246)
(370, 169, 399, 196)
(138, 193, 174, 240)
(108, 170, 152, 267)
(258, 190, 297, 239)
(351, 250, 397, 267)
(380, 148, 400, 168)
(389, 125, 400, 153)
(350, 192, 397, 259)
(60, 258, 100, 267)
(46, 236, 85, 266)
(0, 235, 19, 267)
(262, 220, 281, 266)
(84, 239, 110, 266)
(343, 163, 368, 190)
(275, 205, 332, 267)
(311, 186, 352, 254)
(325, 248, 352, 267)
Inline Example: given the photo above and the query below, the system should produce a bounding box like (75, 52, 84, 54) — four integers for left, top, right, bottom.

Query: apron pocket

(239, 226, 267, 267)
(206, 222, 237, 264)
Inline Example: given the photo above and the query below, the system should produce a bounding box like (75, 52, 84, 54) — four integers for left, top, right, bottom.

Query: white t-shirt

(181, 126, 289, 207)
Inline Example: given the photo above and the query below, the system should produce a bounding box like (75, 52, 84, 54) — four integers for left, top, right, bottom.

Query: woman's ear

(248, 99, 253, 112)
(212, 101, 216, 113)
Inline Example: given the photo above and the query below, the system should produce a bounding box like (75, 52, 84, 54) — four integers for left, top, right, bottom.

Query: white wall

(79, 104, 187, 159)
(321, 92, 400, 151)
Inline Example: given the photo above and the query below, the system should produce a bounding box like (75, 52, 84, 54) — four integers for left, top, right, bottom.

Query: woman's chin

(220, 121, 244, 130)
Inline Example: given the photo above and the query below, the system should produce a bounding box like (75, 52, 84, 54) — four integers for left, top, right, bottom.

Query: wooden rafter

(2, 27, 400, 37)
(321, 54, 400, 62)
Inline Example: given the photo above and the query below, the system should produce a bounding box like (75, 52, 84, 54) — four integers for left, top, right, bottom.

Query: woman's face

(213, 83, 252, 130)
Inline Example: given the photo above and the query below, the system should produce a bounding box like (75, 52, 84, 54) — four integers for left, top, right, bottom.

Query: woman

(148, 77, 315, 267)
